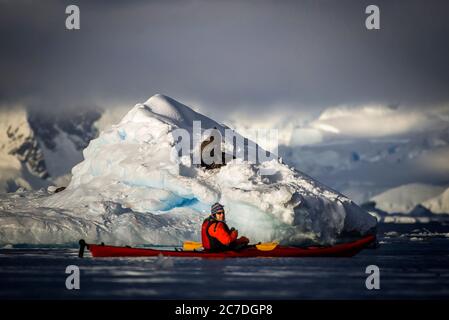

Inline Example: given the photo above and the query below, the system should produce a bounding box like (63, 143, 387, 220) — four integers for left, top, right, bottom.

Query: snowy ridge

(0, 95, 377, 245)
(0, 107, 101, 192)
(0, 107, 48, 191)
(366, 183, 449, 215)
(422, 187, 449, 214)
(370, 183, 446, 214)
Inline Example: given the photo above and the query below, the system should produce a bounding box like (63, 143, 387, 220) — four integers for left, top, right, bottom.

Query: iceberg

(0, 94, 377, 245)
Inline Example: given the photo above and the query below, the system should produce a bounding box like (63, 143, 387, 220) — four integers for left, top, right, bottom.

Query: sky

(1, 0, 449, 120)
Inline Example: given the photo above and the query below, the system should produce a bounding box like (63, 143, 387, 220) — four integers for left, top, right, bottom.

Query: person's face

(215, 212, 225, 221)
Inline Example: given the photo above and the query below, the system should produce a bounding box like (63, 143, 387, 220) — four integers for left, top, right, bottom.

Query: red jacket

(201, 217, 238, 251)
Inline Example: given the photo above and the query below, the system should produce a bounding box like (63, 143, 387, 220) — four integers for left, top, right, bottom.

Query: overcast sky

(1, 0, 449, 119)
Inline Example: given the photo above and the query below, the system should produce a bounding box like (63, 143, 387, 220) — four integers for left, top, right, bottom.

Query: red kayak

(79, 234, 376, 258)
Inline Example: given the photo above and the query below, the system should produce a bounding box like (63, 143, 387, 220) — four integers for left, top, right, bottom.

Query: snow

(0, 106, 84, 192)
(422, 187, 449, 214)
(0, 107, 35, 192)
(0, 94, 377, 245)
(0, 153, 30, 192)
(370, 183, 446, 214)
(382, 216, 431, 224)
(383, 216, 417, 224)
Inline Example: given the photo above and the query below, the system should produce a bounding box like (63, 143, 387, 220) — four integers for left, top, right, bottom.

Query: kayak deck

(80, 234, 376, 258)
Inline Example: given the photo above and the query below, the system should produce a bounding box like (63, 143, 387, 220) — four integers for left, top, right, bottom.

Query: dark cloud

(1, 0, 449, 117)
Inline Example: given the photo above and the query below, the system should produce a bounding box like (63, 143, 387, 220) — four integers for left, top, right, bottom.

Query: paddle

(183, 241, 203, 251)
(255, 241, 279, 251)
(182, 241, 279, 251)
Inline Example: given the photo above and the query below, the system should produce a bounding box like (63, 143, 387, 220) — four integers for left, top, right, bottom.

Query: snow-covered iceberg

(0, 94, 376, 245)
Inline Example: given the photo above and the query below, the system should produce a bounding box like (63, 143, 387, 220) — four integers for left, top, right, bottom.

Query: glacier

(0, 94, 377, 246)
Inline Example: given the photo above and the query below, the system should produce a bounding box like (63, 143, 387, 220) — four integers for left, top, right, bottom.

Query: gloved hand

(239, 236, 250, 244)
(231, 228, 238, 238)
(230, 227, 235, 232)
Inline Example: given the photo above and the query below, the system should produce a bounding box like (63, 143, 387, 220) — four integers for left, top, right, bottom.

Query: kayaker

(201, 202, 249, 252)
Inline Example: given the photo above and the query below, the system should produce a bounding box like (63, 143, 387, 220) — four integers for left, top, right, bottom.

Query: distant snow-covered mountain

(369, 183, 446, 214)
(364, 183, 449, 216)
(278, 128, 449, 204)
(0, 107, 101, 192)
(226, 104, 449, 205)
(0, 108, 47, 191)
(422, 187, 449, 214)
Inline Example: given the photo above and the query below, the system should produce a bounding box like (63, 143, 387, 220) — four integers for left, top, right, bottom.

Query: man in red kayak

(201, 202, 250, 252)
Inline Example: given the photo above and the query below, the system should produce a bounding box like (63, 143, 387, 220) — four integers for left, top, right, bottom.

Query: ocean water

(1, 222, 448, 299)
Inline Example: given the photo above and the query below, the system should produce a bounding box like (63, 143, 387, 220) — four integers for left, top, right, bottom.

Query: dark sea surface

(1, 221, 448, 299)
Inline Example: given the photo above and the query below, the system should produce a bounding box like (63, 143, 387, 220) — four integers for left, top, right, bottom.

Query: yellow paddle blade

(183, 241, 203, 251)
(183, 240, 279, 251)
(255, 242, 279, 251)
